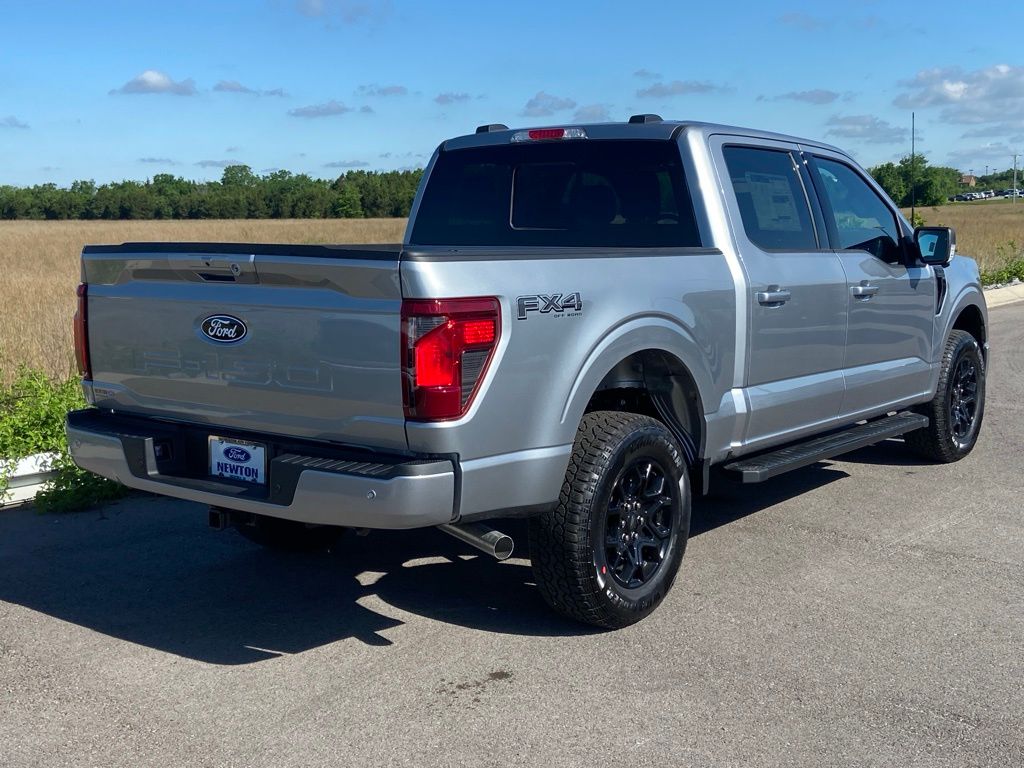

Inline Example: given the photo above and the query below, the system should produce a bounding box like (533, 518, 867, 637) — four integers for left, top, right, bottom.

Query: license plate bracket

(209, 437, 267, 486)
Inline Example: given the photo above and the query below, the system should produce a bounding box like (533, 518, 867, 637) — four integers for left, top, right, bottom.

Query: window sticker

(738, 172, 802, 232)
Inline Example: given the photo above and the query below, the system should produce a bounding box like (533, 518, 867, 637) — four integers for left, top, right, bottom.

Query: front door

(807, 152, 935, 418)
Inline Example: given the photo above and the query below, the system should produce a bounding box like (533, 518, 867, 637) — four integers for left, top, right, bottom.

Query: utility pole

(1014, 154, 1019, 203)
(910, 112, 916, 226)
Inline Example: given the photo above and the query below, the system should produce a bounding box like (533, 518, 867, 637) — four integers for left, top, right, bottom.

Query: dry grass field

(0, 219, 406, 384)
(1, 206, 1021, 384)
(904, 200, 1024, 270)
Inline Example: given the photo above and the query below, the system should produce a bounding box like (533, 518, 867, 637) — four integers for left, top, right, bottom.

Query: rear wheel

(234, 514, 344, 552)
(529, 411, 690, 629)
(906, 329, 985, 462)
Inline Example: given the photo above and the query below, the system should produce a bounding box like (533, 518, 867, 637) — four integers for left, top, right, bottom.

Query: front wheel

(906, 329, 986, 462)
(529, 411, 690, 629)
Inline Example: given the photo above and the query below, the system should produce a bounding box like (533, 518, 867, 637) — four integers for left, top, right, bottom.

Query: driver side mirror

(914, 226, 956, 267)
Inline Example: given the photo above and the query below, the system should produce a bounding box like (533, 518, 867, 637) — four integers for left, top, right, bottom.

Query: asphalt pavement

(1, 305, 1022, 768)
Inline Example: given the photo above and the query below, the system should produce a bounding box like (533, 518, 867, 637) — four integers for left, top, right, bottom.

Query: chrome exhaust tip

(438, 522, 514, 561)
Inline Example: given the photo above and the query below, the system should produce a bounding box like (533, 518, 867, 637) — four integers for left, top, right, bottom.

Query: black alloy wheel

(602, 458, 677, 590)
(906, 329, 985, 462)
(949, 356, 979, 447)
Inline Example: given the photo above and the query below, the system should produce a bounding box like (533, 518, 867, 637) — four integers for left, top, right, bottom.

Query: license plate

(209, 437, 267, 485)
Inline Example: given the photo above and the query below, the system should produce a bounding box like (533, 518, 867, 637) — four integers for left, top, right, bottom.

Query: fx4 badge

(516, 292, 583, 320)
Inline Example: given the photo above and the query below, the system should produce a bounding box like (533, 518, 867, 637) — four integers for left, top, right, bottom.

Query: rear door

(712, 137, 848, 448)
(83, 244, 408, 451)
(805, 152, 935, 418)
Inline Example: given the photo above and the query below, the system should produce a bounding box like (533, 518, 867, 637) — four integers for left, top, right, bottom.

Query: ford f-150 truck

(67, 116, 987, 628)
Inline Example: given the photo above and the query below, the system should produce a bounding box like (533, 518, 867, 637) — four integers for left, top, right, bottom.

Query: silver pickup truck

(67, 116, 988, 628)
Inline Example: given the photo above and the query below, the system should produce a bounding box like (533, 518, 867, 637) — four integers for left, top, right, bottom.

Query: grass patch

(0, 367, 126, 511)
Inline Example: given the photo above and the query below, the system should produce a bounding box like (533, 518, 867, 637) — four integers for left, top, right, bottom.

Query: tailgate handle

(196, 271, 237, 283)
(186, 254, 258, 284)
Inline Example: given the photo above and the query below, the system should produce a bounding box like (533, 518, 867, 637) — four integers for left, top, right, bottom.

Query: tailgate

(82, 243, 408, 451)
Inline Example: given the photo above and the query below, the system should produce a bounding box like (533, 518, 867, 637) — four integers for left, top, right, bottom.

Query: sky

(2, 0, 1024, 187)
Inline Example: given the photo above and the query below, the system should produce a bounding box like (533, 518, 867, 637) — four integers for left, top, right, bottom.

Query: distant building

(960, 174, 977, 187)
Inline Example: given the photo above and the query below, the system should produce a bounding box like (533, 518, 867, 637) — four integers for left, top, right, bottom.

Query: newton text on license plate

(209, 437, 267, 485)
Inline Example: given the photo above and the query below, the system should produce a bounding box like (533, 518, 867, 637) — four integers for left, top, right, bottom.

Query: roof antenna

(910, 111, 916, 228)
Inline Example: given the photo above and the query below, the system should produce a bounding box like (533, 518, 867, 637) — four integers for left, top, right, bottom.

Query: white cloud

(573, 104, 613, 122)
(288, 100, 352, 118)
(894, 64, 1024, 127)
(138, 157, 178, 165)
(434, 92, 470, 105)
(324, 160, 368, 168)
(521, 91, 576, 117)
(358, 84, 407, 97)
(825, 114, 909, 144)
(778, 12, 826, 30)
(777, 89, 840, 105)
(295, 0, 390, 23)
(946, 141, 1022, 170)
(636, 80, 719, 98)
(1, 115, 29, 129)
(111, 70, 196, 96)
(633, 68, 661, 80)
(214, 80, 286, 97)
(195, 159, 232, 168)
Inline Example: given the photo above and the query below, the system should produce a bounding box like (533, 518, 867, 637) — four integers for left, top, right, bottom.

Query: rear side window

(410, 140, 701, 248)
(722, 146, 818, 251)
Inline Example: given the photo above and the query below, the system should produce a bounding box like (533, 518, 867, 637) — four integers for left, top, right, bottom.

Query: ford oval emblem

(201, 315, 247, 344)
(224, 446, 252, 463)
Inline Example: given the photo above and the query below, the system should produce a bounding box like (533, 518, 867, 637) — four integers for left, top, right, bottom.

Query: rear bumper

(66, 409, 455, 529)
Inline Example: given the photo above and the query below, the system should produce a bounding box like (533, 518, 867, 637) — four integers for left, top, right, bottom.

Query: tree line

(0, 157, 993, 221)
(0, 165, 423, 220)
(868, 156, 964, 207)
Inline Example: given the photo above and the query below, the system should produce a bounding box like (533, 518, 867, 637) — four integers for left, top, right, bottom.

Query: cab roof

(443, 118, 848, 157)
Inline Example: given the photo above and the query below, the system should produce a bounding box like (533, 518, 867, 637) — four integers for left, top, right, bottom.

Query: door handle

(851, 283, 879, 299)
(756, 288, 791, 306)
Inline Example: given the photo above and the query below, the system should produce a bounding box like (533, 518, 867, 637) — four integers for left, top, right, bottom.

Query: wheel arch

(951, 301, 987, 360)
(560, 318, 714, 466)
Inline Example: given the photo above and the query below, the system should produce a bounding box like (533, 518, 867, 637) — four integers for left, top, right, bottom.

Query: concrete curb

(985, 283, 1024, 309)
(1, 452, 59, 508)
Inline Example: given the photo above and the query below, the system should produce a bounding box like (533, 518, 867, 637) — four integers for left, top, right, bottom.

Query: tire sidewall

(587, 427, 690, 625)
(944, 335, 986, 457)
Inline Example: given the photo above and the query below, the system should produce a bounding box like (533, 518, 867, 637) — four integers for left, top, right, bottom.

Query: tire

(234, 514, 344, 552)
(906, 329, 986, 463)
(529, 411, 690, 629)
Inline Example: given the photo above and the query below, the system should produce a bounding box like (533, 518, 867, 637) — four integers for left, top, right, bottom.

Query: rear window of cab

(410, 140, 702, 248)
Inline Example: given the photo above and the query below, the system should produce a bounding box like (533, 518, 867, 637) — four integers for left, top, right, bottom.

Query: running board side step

(723, 412, 929, 483)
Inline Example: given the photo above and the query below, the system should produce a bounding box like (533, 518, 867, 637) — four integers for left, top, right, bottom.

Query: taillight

(402, 297, 501, 421)
(73, 283, 91, 381)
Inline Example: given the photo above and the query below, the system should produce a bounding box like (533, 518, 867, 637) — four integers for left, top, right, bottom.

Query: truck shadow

(0, 464, 846, 665)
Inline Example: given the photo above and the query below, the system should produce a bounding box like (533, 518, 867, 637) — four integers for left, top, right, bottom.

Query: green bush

(0, 368, 127, 511)
(980, 240, 1024, 286)
(981, 258, 1024, 286)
